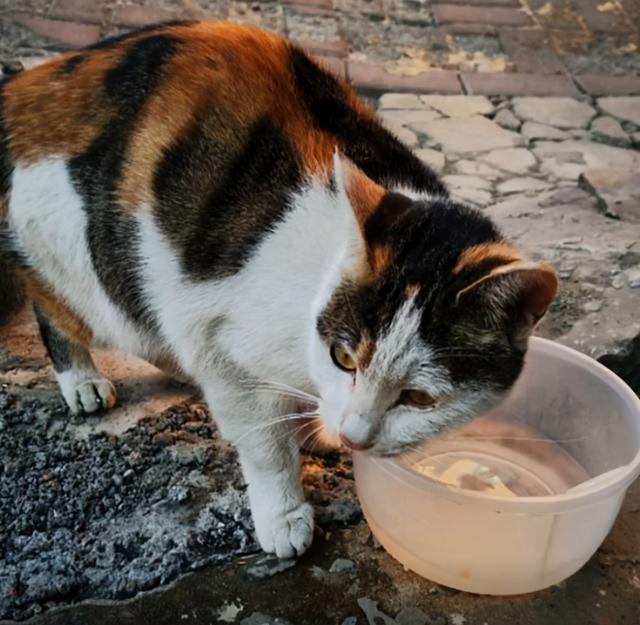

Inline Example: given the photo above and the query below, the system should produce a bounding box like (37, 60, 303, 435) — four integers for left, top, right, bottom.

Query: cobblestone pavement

(0, 82, 639, 622)
(1, 0, 640, 96)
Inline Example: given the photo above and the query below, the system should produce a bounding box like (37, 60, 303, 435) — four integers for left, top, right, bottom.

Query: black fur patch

(59, 21, 195, 75)
(59, 53, 87, 75)
(68, 34, 181, 331)
(290, 47, 447, 197)
(34, 306, 74, 372)
(0, 77, 24, 323)
(154, 115, 303, 280)
(0, 77, 13, 203)
(87, 21, 194, 52)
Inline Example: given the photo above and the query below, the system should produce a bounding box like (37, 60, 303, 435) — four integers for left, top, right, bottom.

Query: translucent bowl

(353, 337, 640, 595)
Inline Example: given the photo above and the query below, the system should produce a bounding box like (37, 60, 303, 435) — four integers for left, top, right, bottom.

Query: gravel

(0, 388, 359, 621)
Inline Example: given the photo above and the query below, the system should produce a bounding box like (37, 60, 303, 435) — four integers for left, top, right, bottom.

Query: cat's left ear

(456, 263, 559, 350)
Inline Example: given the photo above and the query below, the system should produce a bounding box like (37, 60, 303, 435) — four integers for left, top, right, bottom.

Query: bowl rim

(361, 337, 640, 514)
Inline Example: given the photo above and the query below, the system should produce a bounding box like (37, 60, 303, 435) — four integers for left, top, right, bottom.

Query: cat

(0, 21, 558, 559)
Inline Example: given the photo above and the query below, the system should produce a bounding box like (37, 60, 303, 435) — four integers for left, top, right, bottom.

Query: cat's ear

(456, 263, 559, 350)
(335, 153, 394, 275)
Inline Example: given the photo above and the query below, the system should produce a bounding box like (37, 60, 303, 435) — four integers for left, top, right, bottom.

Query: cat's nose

(340, 434, 373, 451)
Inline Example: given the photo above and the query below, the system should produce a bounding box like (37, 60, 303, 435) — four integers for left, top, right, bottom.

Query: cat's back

(1, 22, 329, 191)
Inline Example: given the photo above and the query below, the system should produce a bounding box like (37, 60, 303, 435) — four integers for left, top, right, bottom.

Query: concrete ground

(1, 4, 640, 624)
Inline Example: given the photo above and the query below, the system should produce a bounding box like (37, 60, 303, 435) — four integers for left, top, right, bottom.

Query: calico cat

(0, 21, 558, 559)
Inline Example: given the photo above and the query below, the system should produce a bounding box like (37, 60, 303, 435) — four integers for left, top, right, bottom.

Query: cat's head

(308, 163, 558, 456)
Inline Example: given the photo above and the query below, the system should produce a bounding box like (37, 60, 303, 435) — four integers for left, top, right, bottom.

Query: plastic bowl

(353, 337, 640, 595)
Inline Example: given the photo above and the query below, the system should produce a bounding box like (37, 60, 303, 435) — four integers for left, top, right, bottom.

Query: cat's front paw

(254, 502, 314, 559)
(57, 370, 117, 415)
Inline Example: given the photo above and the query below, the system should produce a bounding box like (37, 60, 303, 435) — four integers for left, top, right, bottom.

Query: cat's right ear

(456, 262, 559, 350)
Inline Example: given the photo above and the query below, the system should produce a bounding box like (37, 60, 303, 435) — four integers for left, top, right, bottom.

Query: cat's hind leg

(34, 305, 116, 415)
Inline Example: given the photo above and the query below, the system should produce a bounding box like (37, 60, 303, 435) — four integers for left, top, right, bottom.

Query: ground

(1, 3, 640, 625)
(2, 0, 640, 95)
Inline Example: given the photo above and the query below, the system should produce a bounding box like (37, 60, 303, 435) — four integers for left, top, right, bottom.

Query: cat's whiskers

(232, 410, 317, 445)
(251, 380, 320, 403)
(299, 423, 326, 452)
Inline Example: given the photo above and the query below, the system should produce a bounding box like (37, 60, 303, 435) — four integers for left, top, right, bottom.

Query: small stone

(497, 177, 551, 195)
(539, 187, 593, 207)
(480, 148, 536, 174)
(413, 148, 445, 172)
(378, 93, 427, 109)
(329, 558, 356, 573)
(590, 116, 631, 147)
(579, 167, 640, 223)
(410, 116, 523, 155)
(357, 598, 397, 625)
(611, 274, 625, 289)
(512, 97, 596, 129)
(167, 485, 189, 503)
(583, 300, 603, 313)
(453, 159, 502, 180)
(310, 565, 328, 581)
(395, 606, 429, 625)
(623, 265, 640, 288)
(597, 97, 640, 126)
(341, 618, 358, 625)
(420, 95, 494, 117)
(493, 108, 521, 131)
(521, 122, 570, 141)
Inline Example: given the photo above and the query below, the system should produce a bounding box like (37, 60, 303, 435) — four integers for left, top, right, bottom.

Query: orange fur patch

(4, 52, 118, 164)
(453, 242, 522, 275)
(344, 161, 386, 226)
(23, 272, 93, 346)
(118, 86, 198, 210)
(369, 244, 394, 276)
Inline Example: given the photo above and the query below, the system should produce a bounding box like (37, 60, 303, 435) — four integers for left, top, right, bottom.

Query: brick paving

(1, 0, 639, 96)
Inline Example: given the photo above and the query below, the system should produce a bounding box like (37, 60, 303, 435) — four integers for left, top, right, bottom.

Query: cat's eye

(331, 344, 357, 372)
(401, 389, 436, 410)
